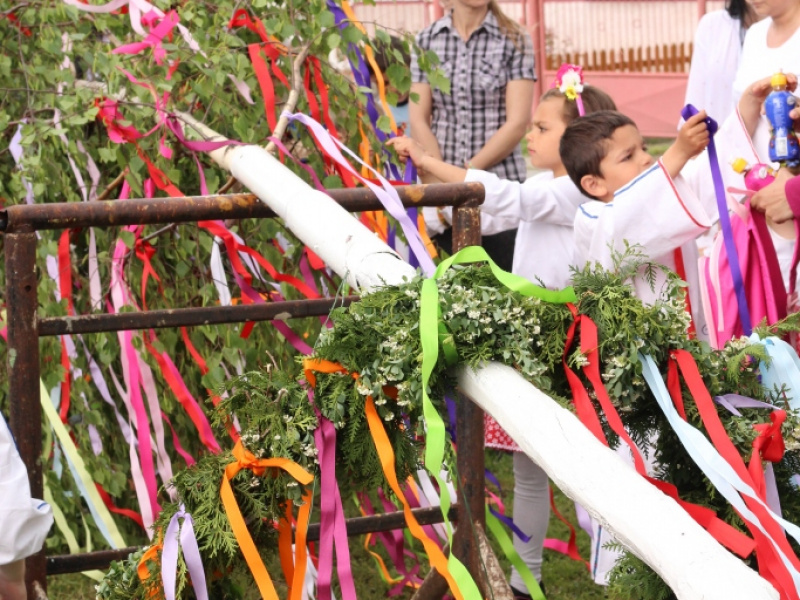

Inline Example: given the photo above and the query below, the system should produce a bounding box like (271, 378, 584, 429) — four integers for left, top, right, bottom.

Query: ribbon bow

(137, 538, 164, 598)
(553, 63, 585, 115)
(753, 410, 787, 464)
(221, 441, 314, 600)
(161, 504, 209, 600)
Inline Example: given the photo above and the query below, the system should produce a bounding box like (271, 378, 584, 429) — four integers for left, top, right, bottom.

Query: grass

(46, 450, 609, 599)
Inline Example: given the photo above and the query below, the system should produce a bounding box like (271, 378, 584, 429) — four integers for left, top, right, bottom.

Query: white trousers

(509, 452, 550, 588)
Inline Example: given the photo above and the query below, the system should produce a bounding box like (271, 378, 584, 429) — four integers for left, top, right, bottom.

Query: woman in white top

(732, 1, 800, 303)
(732, 0, 800, 158)
(684, 0, 757, 123)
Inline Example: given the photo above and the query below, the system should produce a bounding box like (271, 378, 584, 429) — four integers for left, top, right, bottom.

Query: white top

(732, 17, 800, 160)
(573, 112, 756, 340)
(464, 169, 586, 288)
(574, 162, 711, 324)
(685, 10, 744, 124)
(0, 414, 52, 564)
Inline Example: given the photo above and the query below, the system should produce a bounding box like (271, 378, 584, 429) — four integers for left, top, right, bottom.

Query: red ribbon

(669, 349, 799, 599)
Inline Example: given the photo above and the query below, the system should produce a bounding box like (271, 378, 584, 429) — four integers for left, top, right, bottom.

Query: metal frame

(1, 182, 497, 599)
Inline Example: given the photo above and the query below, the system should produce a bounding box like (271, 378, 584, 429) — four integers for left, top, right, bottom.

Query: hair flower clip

(553, 63, 586, 116)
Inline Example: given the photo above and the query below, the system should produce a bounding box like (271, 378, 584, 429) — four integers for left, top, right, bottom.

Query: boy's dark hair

(540, 85, 617, 125)
(560, 110, 636, 198)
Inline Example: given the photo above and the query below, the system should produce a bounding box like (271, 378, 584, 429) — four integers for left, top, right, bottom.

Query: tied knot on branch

(229, 441, 272, 478)
(753, 410, 787, 463)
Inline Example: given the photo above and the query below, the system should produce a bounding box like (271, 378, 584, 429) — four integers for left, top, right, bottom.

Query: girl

(389, 74, 616, 598)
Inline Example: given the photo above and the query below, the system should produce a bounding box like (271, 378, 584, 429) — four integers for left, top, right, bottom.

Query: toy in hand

(731, 157, 776, 191)
(764, 71, 800, 169)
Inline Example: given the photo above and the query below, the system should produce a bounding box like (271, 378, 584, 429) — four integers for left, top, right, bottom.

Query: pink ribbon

(284, 111, 435, 276)
(309, 390, 358, 600)
(113, 10, 179, 65)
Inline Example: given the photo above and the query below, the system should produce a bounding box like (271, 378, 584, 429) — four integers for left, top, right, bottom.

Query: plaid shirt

(411, 12, 535, 183)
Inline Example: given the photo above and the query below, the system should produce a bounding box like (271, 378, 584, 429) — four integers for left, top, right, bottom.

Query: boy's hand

(662, 111, 709, 177)
(386, 136, 428, 170)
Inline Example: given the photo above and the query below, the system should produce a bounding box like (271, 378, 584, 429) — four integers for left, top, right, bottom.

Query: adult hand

(751, 168, 795, 223)
(741, 74, 799, 135)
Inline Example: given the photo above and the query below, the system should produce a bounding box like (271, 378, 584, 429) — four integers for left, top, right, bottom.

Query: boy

(561, 107, 759, 337)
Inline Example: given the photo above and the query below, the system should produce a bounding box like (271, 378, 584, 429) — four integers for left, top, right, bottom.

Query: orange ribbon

(304, 358, 465, 600)
(137, 540, 164, 598)
(220, 441, 314, 600)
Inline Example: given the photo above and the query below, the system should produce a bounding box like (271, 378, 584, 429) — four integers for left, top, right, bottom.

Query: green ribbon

(418, 246, 576, 599)
(485, 507, 546, 600)
(40, 380, 127, 549)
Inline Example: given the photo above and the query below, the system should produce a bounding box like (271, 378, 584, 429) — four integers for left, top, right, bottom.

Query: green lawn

(47, 449, 609, 599)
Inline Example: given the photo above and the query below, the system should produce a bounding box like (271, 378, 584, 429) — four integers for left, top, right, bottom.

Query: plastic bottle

(764, 71, 800, 168)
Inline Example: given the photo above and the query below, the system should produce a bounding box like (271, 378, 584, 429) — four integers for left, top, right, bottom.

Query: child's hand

(661, 111, 710, 178)
(677, 110, 710, 159)
(386, 136, 428, 168)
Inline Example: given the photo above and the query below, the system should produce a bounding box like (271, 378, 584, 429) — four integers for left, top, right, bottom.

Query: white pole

(458, 363, 778, 600)
(180, 116, 779, 599)
(177, 112, 416, 293)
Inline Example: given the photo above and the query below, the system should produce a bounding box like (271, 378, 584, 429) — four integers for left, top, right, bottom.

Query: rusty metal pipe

(449, 199, 489, 595)
(5, 231, 47, 600)
(47, 505, 457, 575)
(38, 297, 358, 336)
(0, 184, 484, 233)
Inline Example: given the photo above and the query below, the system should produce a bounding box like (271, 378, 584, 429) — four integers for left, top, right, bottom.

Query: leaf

(376, 115, 392, 134)
(119, 230, 136, 250)
(326, 32, 341, 50)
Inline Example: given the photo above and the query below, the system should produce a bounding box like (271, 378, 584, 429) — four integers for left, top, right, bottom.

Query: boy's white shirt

(428, 169, 586, 288)
(0, 413, 52, 565)
(573, 109, 759, 341)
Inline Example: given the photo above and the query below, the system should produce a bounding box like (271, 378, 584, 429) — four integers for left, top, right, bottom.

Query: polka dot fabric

(484, 413, 519, 452)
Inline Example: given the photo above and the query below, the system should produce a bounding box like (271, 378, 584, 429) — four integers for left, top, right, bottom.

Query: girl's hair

(488, 0, 523, 46)
(540, 85, 618, 125)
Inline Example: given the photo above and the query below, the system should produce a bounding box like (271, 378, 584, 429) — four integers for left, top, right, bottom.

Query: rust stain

(405, 187, 425, 204)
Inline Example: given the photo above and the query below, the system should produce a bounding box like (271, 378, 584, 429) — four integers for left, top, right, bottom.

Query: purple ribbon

(161, 504, 208, 600)
(326, 0, 404, 181)
(165, 115, 246, 153)
(285, 111, 435, 275)
(682, 104, 753, 334)
(484, 469, 532, 543)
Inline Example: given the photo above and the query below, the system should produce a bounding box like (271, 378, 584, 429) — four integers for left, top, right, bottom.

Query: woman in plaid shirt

(410, 0, 536, 271)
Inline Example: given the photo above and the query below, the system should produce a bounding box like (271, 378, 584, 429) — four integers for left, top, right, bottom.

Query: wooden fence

(545, 42, 694, 73)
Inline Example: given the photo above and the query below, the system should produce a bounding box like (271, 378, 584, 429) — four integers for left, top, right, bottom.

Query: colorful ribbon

(161, 504, 209, 600)
(220, 441, 313, 600)
(682, 104, 753, 334)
